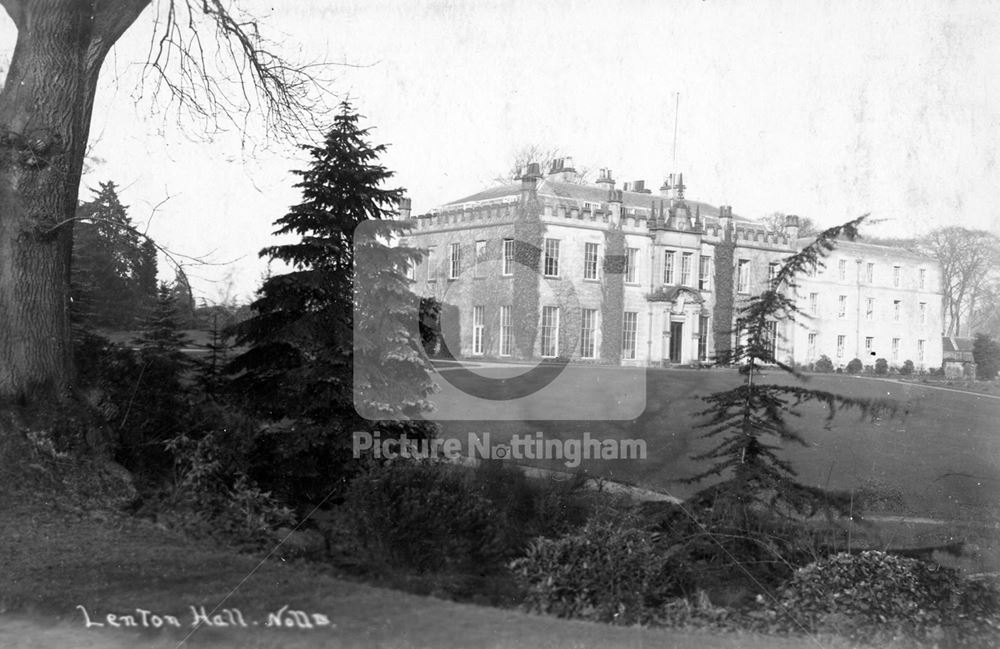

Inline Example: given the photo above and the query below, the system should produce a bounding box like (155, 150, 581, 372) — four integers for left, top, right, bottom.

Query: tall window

(808, 332, 817, 358)
(583, 242, 599, 280)
(663, 250, 675, 284)
(891, 337, 900, 361)
(893, 300, 901, 322)
(809, 292, 818, 315)
(737, 259, 750, 294)
(866, 297, 875, 321)
(426, 246, 437, 281)
(449, 242, 461, 279)
(893, 265, 901, 288)
(919, 268, 927, 290)
(622, 312, 638, 360)
(698, 315, 709, 361)
(917, 339, 925, 362)
(699, 255, 711, 290)
(625, 248, 639, 283)
(836, 335, 846, 358)
(404, 260, 415, 280)
(472, 306, 484, 355)
(764, 321, 778, 358)
(473, 240, 487, 278)
(866, 262, 874, 283)
(543, 239, 560, 277)
(540, 306, 559, 357)
(680, 253, 693, 286)
(838, 295, 847, 318)
(865, 336, 874, 352)
(499, 306, 513, 356)
(768, 262, 779, 284)
(919, 302, 927, 324)
(838, 259, 847, 280)
(502, 238, 514, 276)
(580, 309, 598, 358)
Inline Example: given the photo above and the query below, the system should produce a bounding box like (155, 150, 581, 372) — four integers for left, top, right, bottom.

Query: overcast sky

(2, 0, 999, 302)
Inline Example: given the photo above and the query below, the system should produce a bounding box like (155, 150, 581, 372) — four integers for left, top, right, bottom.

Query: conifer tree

(197, 312, 230, 398)
(227, 102, 434, 500)
(115, 281, 193, 476)
(687, 216, 898, 519)
(134, 282, 194, 374)
(70, 182, 156, 329)
(71, 181, 156, 330)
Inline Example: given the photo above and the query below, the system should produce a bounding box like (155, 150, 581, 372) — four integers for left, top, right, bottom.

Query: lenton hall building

(398, 158, 944, 371)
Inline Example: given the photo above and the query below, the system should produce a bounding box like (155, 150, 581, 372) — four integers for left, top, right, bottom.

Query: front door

(669, 321, 683, 363)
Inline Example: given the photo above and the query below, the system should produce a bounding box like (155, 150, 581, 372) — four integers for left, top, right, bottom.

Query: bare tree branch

(139, 0, 334, 143)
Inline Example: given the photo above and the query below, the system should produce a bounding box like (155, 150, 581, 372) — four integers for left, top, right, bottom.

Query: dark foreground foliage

(342, 459, 594, 575)
(511, 508, 692, 625)
(764, 551, 1000, 648)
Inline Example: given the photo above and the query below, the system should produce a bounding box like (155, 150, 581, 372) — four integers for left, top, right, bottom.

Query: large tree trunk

(0, 0, 147, 402)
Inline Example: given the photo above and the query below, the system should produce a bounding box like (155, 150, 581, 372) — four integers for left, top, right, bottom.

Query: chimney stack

(608, 188, 623, 226)
(719, 205, 733, 240)
(547, 156, 577, 183)
(784, 214, 800, 240)
(521, 162, 542, 202)
(397, 196, 412, 220)
(596, 168, 615, 190)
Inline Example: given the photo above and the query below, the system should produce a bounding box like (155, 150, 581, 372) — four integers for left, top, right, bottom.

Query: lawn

(430, 366, 1000, 522)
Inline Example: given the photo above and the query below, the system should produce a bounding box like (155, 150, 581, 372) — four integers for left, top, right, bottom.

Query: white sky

(2, 0, 999, 302)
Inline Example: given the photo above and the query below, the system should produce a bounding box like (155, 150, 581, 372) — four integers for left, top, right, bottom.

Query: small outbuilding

(942, 337, 976, 379)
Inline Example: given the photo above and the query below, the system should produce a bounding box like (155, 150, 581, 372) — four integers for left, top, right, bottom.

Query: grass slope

(0, 494, 823, 649)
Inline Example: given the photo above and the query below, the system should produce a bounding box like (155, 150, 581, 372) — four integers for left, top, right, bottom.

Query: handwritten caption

(76, 604, 334, 630)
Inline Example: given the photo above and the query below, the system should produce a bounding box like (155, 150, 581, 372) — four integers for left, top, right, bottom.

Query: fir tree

(71, 181, 157, 330)
(687, 215, 899, 519)
(227, 102, 434, 501)
(118, 282, 193, 477)
(134, 282, 193, 368)
(197, 312, 231, 398)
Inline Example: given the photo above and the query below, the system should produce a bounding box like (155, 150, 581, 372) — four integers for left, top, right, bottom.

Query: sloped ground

(0, 491, 833, 649)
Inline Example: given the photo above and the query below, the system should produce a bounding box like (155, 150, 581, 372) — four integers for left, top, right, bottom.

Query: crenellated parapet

(412, 199, 520, 230)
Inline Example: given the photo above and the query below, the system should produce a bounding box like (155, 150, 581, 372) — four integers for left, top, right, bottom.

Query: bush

(467, 460, 591, 545)
(644, 494, 839, 600)
(875, 357, 889, 375)
(814, 355, 834, 373)
(511, 512, 689, 625)
(344, 460, 507, 573)
(974, 333, 1000, 380)
(161, 419, 296, 549)
(900, 359, 915, 376)
(769, 551, 1000, 646)
(846, 358, 863, 374)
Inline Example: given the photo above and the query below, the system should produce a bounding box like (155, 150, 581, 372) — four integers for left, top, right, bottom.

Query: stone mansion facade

(399, 159, 944, 371)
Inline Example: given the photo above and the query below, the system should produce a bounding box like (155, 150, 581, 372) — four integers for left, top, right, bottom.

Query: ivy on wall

(600, 222, 626, 364)
(712, 224, 736, 363)
(512, 199, 543, 359)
